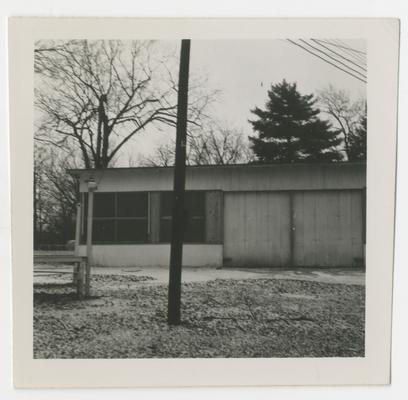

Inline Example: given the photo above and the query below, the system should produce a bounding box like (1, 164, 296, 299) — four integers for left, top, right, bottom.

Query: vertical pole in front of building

(86, 178, 97, 297)
(73, 202, 82, 290)
(74, 203, 81, 256)
(168, 39, 191, 325)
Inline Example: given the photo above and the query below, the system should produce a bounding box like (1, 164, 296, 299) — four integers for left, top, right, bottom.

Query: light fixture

(86, 177, 98, 192)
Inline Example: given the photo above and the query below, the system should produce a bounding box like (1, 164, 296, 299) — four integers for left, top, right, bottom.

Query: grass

(33, 273, 365, 359)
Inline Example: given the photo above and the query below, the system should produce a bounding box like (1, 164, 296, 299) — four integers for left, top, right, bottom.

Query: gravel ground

(33, 273, 365, 359)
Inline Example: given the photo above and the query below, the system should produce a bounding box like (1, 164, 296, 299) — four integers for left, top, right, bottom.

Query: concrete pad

(34, 264, 365, 286)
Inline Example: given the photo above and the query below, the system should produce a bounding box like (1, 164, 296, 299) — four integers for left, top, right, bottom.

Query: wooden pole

(167, 39, 191, 325)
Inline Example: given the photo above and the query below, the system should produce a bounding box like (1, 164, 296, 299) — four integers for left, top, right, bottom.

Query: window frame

(81, 191, 150, 245)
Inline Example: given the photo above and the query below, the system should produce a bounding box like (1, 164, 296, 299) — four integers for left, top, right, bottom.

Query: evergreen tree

(249, 80, 342, 162)
(348, 114, 367, 161)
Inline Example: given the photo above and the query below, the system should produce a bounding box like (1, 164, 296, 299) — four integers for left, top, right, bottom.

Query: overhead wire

(298, 39, 366, 80)
(310, 39, 366, 72)
(330, 39, 367, 65)
(317, 39, 366, 55)
(286, 39, 367, 83)
(313, 39, 367, 66)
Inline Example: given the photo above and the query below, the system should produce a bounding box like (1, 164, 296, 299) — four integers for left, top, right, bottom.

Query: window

(82, 192, 149, 244)
(80, 191, 208, 245)
(160, 191, 206, 243)
(94, 192, 115, 218)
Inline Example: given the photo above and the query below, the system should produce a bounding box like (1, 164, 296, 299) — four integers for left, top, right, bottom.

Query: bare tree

(318, 85, 365, 160)
(141, 126, 254, 167)
(34, 40, 216, 169)
(348, 114, 367, 161)
(34, 144, 47, 248)
(34, 144, 79, 247)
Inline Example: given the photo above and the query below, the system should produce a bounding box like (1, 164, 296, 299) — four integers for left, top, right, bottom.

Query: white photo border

(9, 17, 399, 388)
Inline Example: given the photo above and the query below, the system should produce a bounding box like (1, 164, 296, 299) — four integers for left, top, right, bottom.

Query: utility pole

(167, 39, 191, 325)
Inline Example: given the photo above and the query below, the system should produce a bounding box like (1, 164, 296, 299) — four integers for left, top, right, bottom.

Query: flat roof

(67, 161, 366, 176)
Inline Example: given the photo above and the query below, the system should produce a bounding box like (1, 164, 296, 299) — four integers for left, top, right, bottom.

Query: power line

(332, 39, 367, 65)
(316, 39, 367, 65)
(317, 39, 366, 55)
(330, 39, 367, 65)
(286, 39, 367, 84)
(310, 39, 366, 72)
(298, 39, 366, 80)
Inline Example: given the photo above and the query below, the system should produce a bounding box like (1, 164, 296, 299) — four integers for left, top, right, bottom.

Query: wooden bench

(34, 253, 89, 297)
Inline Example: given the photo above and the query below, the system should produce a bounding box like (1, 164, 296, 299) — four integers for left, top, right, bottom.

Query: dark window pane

(117, 192, 148, 218)
(160, 191, 205, 217)
(159, 191, 206, 242)
(160, 192, 173, 217)
(160, 219, 172, 243)
(160, 217, 205, 243)
(93, 219, 115, 243)
(81, 218, 87, 244)
(185, 218, 205, 243)
(117, 219, 148, 242)
(94, 193, 115, 217)
(185, 192, 205, 217)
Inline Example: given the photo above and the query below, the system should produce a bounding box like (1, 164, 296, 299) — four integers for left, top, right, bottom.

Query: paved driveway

(118, 266, 365, 285)
(35, 264, 365, 286)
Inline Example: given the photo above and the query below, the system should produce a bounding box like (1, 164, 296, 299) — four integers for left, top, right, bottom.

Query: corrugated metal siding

(223, 190, 364, 268)
(76, 163, 366, 193)
(223, 192, 291, 267)
(293, 190, 363, 267)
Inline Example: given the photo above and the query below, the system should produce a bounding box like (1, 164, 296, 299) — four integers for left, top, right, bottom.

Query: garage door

(293, 190, 364, 267)
(223, 192, 291, 267)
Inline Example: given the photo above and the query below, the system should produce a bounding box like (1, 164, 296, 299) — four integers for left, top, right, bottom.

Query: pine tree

(301, 119, 343, 161)
(249, 80, 342, 162)
(348, 114, 367, 161)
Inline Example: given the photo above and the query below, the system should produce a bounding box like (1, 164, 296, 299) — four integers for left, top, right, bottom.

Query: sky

(127, 39, 366, 164)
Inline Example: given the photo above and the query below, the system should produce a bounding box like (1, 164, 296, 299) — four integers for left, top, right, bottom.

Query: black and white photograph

(8, 17, 399, 388)
(32, 37, 367, 359)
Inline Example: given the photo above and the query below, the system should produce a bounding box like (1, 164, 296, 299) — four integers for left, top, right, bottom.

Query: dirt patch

(33, 274, 365, 359)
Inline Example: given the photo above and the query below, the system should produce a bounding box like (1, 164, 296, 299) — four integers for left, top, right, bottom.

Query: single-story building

(68, 162, 366, 268)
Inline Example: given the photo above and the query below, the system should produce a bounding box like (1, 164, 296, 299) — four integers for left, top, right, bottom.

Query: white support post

(74, 202, 81, 256)
(85, 179, 97, 297)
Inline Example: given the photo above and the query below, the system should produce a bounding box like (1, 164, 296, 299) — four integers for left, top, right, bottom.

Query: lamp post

(86, 177, 97, 296)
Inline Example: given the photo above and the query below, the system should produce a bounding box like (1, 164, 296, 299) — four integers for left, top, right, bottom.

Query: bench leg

(73, 264, 79, 285)
(77, 261, 86, 298)
(85, 260, 91, 297)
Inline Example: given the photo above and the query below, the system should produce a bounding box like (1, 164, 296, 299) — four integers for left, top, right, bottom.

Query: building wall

(223, 189, 364, 268)
(293, 190, 364, 267)
(77, 244, 223, 267)
(224, 191, 291, 267)
(78, 189, 364, 268)
(72, 164, 366, 268)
